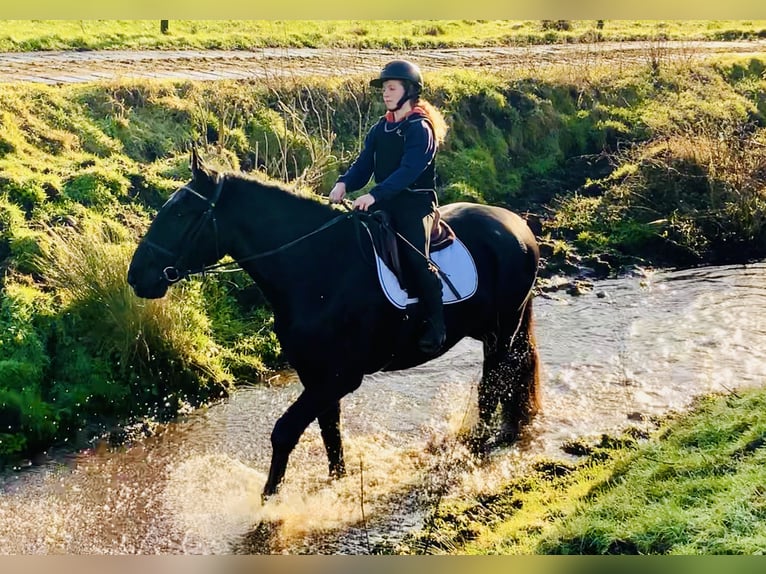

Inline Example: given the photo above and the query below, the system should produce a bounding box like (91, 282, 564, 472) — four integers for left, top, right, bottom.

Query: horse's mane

(226, 170, 335, 217)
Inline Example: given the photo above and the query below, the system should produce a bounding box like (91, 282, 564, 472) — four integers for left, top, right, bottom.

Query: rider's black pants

(372, 189, 443, 315)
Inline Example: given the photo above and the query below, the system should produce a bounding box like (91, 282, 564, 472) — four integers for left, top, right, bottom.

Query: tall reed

(37, 214, 230, 414)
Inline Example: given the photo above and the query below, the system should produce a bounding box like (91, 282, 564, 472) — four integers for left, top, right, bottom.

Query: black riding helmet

(370, 60, 423, 111)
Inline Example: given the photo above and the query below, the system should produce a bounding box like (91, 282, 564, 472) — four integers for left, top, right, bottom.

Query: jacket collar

(385, 105, 426, 123)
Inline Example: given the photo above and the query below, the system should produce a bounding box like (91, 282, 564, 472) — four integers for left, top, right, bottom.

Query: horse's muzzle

(127, 268, 170, 300)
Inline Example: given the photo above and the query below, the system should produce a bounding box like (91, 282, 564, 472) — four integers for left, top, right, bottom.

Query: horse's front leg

(262, 376, 361, 498)
(263, 389, 316, 498)
(263, 448, 290, 499)
(317, 401, 346, 479)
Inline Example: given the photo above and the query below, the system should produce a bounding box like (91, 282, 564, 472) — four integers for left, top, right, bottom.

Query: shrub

(8, 227, 47, 275)
(1, 177, 48, 210)
(63, 166, 130, 207)
(440, 147, 500, 199)
(541, 20, 572, 32)
(0, 282, 49, 392)
(439, 181, 486, 205)
(0, 282, 55, 459)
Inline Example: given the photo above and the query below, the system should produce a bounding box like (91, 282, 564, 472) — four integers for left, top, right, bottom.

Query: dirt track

(1, 40, 766, 84)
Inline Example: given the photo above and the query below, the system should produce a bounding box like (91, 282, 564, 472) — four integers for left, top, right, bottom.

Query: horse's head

(128, 148, 227, 299)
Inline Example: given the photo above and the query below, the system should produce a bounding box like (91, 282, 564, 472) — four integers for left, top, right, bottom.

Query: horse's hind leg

(317, 401, 346, 479)
(474, 339, 505, 451)
(497, 300, 540, 442)
(476, 300, 540, 448)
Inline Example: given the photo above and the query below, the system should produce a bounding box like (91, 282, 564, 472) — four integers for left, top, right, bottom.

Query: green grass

(400, 389, 766, 555)
(541, 390, 766, 555)
(16, 213, 232, 451)
(1, 20, 766, 52)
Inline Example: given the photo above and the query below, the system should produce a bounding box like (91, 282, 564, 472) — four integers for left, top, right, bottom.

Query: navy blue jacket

(337, 111, 436, 202)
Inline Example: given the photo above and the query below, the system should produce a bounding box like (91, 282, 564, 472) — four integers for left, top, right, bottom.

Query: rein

(148, 179, 447, 290)
(183, 211, 355, 278)
(149, 177, 357, 283)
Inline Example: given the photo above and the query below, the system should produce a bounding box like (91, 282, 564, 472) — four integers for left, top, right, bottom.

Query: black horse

(127, 151, 541, 497)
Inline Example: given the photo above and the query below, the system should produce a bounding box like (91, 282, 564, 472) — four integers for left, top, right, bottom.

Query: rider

(329, 59, 449, 355)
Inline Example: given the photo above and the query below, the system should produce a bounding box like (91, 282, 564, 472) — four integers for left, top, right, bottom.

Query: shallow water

(2, 262, 765, 554)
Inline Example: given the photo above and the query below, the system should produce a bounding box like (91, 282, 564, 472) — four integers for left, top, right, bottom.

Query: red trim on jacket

(384, 105, 427, 123)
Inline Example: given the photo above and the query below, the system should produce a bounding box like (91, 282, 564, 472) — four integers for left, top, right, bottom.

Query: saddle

(364, 210, 456, 286)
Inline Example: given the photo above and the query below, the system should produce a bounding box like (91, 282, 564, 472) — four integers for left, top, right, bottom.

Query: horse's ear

(190, 145, 211, 181)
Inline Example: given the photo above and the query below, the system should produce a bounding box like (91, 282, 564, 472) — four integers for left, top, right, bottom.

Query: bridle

(143, 174, 225, 283)
(142, 174, 354, 283)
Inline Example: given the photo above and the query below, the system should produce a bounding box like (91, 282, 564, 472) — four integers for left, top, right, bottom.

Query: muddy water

(2, 262, 765, 554)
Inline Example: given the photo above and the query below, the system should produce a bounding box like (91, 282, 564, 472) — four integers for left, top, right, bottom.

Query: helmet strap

(392, 81, 416, 112)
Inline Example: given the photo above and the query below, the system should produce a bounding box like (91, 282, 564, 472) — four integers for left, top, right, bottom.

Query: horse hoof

(261, 485, 279, 504)
(329, 463, 347, 480)
(465, 434, 491, 458)
(497, 424, 521, 446)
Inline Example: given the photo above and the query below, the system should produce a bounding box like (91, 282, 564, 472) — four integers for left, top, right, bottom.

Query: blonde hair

(416, 98, 449, 146)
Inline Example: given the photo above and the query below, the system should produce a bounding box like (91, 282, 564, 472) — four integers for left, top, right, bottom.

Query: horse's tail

(509, 295, 541, 420)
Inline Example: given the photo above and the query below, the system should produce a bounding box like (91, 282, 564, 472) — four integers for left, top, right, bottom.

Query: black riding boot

(415, 265, 446, 355)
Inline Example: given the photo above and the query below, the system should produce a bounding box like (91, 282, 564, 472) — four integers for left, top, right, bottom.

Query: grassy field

(1, 20, 766, 51)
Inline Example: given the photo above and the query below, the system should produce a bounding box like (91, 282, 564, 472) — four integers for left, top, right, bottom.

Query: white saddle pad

(375, 237, 478, 309)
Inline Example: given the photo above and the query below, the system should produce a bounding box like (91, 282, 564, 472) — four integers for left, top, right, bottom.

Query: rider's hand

(352, 193, 376, 212)
(329, 182, 346, 203)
